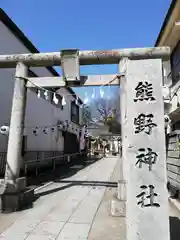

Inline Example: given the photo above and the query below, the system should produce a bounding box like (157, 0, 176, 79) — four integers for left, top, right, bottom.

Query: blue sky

(1, 0, 171, 101)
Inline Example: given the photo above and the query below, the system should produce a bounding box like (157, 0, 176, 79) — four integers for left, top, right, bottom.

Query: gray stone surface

(32, 221, 65, 238)
(0, 157, 119, 240)
(117, 180, 126, 201)
(57, 223, 91, 240)
(0, 186, 34, 213)
(0, 218, 40, 239)
(0, 156, 179, 239)
(111, 198, 126, 217)
(0, 177, 32, 213)
(88, 157, 126, 240)
(120, 59, 170, 240)
(26, 234, 56, 240)
(68, 188, 105, 224)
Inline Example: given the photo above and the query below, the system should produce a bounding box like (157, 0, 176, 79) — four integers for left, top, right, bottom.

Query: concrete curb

(34, 181, 54, 192)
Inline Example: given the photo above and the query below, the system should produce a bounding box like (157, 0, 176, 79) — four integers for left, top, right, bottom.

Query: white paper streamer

(84, 92, 89, 104)
(108, 85, 111, 99)
(100, 87, 104, 98)
(75, 96, 79, 105)
(44, 90, 49, 100)
(92, 88, 95, 99)
(62, 96, 66, 106)
(37, 90, 41, 98)
(53, 93, 59, 104)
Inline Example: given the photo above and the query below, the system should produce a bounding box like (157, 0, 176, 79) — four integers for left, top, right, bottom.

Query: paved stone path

(1, 156, 180, 239)
(0, 156, 119, 240)
(88, 156, 126, 240)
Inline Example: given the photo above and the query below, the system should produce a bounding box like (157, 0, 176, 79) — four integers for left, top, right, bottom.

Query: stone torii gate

(0, 47, 171, 240)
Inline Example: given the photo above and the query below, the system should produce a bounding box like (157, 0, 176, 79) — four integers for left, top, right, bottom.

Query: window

(21, 136, 27, 157)
(171, 41, 180, 85)
(50, 92, 63, 109)
(173, 120, 180, 130)
(28, 69, 37, 77)
(71, 101, 79, 124)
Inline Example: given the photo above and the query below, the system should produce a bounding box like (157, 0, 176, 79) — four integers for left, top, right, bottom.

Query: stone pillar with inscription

(120, 59, 170, 240)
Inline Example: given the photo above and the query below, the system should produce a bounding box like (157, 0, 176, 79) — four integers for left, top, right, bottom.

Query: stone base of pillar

(0, 177, 35, 213)
(110, 197, 126, 217)
(110, 180, 127, 217)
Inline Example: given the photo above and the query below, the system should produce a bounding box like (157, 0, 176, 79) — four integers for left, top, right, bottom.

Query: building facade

(155, 0, 180, 195)
(0, 9, 84, 174)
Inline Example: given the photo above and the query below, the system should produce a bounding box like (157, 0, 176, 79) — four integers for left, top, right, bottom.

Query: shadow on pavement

(27, 157, 102, 187)
(15, 156, 111, 212)
(17, 157, 104, 211)
(170, 216, 180, 240)
(35, 180, 117, 198)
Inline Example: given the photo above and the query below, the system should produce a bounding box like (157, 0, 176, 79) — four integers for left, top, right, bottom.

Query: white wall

(25, 87, 82, 151)
(0, 21, 81, 153)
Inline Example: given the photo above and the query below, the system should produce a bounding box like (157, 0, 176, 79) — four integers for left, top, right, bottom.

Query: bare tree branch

(82, 87, 121, 134)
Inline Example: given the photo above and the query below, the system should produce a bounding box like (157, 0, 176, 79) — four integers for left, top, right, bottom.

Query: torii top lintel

(0, 47, 170, 68)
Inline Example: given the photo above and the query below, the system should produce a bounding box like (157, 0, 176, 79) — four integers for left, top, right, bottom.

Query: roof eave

(155, 0, 178, 46)
(0, 8, 82, 104)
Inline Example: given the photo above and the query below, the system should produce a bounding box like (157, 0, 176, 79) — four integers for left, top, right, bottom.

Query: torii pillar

(119, 58, 170, 240)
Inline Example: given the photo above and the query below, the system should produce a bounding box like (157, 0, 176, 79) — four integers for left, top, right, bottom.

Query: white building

(0, 8, 84, 174)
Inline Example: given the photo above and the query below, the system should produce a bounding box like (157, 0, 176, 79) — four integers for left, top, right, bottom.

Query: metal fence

(0, 150, 88, 176)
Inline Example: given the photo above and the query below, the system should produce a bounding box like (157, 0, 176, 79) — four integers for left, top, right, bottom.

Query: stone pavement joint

(88, 157, 126, 240)
(0, 156, 119, 240)
(1, 157, 179, 239)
